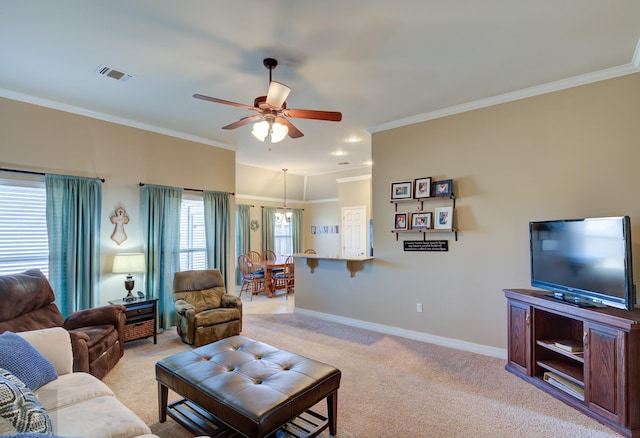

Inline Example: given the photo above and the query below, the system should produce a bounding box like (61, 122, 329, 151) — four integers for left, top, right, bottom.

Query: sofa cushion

(34, 373, 113, 412)
(194, 307, 241, 326)
(16, 327, 73, 376)
(0, 368, 52, 434)
(174, 287, 225, 313)
(0, 270, 55, 323)
(0, 332, 57, 390)
(51, 395, 152, 438)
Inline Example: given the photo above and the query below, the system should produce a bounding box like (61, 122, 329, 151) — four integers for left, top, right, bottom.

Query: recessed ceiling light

(363, 161, 373, 166)
(346, 137, 360, 143)
(333, 151, 346, 156)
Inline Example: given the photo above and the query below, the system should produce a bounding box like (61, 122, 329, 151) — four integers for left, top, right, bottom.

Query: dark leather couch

(0, 269, 125, 380)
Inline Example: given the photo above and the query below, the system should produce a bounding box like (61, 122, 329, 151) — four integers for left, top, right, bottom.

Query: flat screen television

(529, 216, 635, 310)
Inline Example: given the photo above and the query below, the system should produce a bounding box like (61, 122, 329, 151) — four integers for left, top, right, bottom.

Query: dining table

(254, 258, 288, 298)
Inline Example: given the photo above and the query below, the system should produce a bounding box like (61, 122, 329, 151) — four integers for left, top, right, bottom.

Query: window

(273, 219, 293, 256)
(0, 176, 49, 276)
(179, 196, 206, 270)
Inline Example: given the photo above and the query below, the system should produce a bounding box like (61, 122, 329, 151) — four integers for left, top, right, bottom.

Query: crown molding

(336, 175, 371, 184)
(369, 62, 640, 134)
(0, 88, 236, 151)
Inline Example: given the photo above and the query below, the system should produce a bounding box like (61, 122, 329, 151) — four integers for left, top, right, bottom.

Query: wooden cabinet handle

(583, 331, 588, 347)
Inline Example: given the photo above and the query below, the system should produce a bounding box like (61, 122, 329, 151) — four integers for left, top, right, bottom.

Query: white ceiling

(1, 1, 639, 176)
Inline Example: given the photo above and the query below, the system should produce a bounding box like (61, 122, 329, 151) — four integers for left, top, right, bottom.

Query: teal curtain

(141, 184, 183, 329)
(235, 204, 251, 284)
(262, 207, 276, 251)
(203, 191, 230, 285)
(45, 174, 102, 316)
(291, 208, 303, 254)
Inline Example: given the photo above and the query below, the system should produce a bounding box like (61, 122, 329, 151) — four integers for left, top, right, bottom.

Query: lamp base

(123, 290, 136, 302)
(123, 276, 136, 301)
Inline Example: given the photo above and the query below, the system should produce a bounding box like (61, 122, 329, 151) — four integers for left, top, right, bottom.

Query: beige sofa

(11, 327, 157, 438)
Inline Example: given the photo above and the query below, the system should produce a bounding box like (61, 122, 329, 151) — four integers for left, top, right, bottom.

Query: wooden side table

(109, 297, 158, 344)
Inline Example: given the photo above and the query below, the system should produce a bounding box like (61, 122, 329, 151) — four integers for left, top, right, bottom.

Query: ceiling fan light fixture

(251, 120, 288, 143)
(270, 122, 288, 143)
(266, 81, 291, 108)
(251, 120, 270, 141)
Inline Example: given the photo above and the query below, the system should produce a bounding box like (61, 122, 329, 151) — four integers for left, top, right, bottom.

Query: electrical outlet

(416, 303, 423, 313)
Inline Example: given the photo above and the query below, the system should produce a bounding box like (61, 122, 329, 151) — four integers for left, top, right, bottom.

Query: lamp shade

(251, 120, 288, 143)
(270, 122, 288, 143)
(112, 253, 146, 274)
(251, 121, 270, 142)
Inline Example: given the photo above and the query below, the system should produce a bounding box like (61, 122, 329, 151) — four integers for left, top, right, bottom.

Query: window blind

(0, 178, 49, 276)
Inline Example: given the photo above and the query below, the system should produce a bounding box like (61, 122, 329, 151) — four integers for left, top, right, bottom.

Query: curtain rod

(0, 167, 105, 182)
(138, 182, 234, 196)
(261, 205, 304, 211)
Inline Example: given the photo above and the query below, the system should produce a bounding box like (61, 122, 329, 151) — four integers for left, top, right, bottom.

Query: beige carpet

(103, 314, 620, 438)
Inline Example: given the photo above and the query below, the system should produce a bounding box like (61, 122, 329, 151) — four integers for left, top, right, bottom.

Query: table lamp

(112, 253, 146, 301)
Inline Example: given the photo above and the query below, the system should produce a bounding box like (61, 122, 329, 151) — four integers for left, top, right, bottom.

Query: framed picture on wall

(394, 213, 408, 230)
(434, 207, 453, 230)
(414, 177, 432, 199)
(433, 179, 453, 197)
(411, 212, 432, 230)
(390, 181, 413, 200)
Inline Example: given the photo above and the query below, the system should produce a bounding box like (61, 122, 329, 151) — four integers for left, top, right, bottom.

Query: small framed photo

(411, 212, 432, 230)
(391, 181, 413, 200)
(434, 207, 453, 230)
(433, 179, 453, 197)
(414, 177, 432, 199)
(394, 213, 408, 230)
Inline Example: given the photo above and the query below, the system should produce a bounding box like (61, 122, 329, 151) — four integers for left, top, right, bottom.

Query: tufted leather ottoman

(156, 335, 341, 437)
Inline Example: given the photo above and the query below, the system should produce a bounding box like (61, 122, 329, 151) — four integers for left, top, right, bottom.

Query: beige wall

(0, 97, 236, 304)
(304, 201, 341, 255)
(296, 73, 640, 350)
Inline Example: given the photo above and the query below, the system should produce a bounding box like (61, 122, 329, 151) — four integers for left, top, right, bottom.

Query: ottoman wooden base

(167, 398, 329, 437)
(156, 335, 341, 438)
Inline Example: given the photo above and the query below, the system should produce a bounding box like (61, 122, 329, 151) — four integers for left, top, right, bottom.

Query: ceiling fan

(193, 58, 342, 142)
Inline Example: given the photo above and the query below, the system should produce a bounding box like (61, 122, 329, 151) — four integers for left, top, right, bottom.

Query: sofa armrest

(16, 327, 74, 375)
(174, 299, 196, 318)
(221, 295, 241, 308)
(68, 330, 90, 373)
(63, 304, 126, 330)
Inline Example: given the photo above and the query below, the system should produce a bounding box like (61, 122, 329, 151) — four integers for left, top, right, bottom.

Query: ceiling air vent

(95, 64, 133, 83)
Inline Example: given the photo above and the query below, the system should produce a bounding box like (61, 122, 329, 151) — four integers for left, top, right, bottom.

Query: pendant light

(275, 168, 292, 223)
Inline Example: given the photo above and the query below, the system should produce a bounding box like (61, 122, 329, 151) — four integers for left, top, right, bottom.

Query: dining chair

(247, 251, 264, 275)
(238, 254, 265, 301)
(262, 249, 277, 260)
(273, 256, 295, 299)
(262, 249, 284, 274)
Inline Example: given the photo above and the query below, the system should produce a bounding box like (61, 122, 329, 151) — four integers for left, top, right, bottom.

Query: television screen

(530, 216, 635, 310)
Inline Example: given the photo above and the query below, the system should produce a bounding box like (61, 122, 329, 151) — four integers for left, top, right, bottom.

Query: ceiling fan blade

(284, 108, 342, 122)
(266, 81, 291, 108)
(276, 117, 304, 139)
(221, 115, 263, 130)
(193, 94, 258, 112)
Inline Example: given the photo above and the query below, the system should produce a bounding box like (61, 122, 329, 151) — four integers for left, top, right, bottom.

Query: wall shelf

(391, 228, 458, 241)
(391, 194, 458, 242)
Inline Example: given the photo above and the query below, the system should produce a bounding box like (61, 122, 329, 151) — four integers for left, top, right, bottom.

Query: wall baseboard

(294, 307, 507, 360)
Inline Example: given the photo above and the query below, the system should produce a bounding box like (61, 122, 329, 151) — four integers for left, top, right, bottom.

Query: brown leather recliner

(0, 269, 125, 380)
(173, 269, 242, 347)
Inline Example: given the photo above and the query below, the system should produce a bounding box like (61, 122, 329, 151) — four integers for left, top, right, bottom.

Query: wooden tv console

(504, 289, 640, 438)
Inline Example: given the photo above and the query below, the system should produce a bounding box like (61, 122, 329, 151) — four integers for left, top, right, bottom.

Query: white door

(342, 206, 367, 257)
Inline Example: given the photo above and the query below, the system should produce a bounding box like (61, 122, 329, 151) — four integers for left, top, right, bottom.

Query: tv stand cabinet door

(506, 299, 532, 376)
(584, 322, 625, 424)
